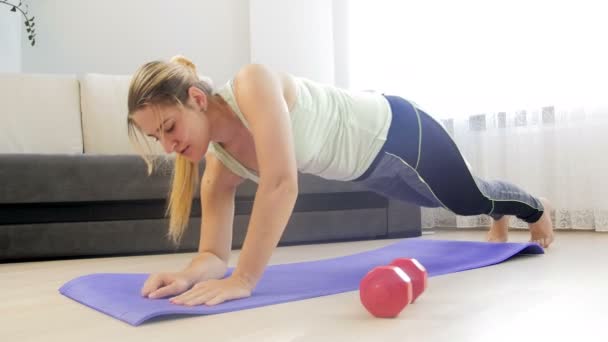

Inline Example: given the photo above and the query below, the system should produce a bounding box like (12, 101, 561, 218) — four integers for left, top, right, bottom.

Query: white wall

(332, 0, 350, 88)
(13, 0, 350, 87)
(0, 6, 22, 72)
(21, 0, 250, 85)
(250, 0, 336, 84)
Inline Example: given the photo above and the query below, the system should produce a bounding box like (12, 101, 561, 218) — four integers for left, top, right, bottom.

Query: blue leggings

(355, 95, 544, 223)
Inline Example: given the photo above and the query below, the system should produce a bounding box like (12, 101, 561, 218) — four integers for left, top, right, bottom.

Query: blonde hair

(127, 55, 213, 244)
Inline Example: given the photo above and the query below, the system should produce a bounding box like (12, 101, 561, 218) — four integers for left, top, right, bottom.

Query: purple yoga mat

(59, 238, 543, 326)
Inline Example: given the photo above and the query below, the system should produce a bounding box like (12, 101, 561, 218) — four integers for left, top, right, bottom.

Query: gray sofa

(0, 73, 421, 262)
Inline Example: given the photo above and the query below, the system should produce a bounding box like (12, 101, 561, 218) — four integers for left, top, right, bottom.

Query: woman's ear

(188, 86, 208, 111)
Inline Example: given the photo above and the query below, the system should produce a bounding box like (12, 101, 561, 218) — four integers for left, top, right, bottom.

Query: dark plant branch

(1, 0, 36, 46)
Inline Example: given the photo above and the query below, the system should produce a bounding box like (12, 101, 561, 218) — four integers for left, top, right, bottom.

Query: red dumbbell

(389, 258, 428, 303)
(359, 265, 413, 318)
(359, 258, 428, 318)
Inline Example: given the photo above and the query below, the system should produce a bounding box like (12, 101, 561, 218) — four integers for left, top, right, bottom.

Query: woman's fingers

(185, 289, 221, 306)
(171, 285, 216, 305)
(204, 292, 229, 306)
(142, 273, 191, 299)
(169, 278, 250, 306)
(141, 274, 165, 297)
(149, 281, 185, 299)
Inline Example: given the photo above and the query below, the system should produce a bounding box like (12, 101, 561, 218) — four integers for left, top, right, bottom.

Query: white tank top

(208, 77, 392, 183)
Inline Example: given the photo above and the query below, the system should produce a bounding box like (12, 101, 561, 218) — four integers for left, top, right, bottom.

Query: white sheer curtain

(423, 105, 608, 231)
(347, 0, 608, 231)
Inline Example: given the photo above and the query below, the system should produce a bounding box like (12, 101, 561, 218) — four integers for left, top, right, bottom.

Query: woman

(127, 56, 554, 307)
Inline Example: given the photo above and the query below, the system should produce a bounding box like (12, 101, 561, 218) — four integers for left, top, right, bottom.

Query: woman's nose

(161, 137, 177, 153)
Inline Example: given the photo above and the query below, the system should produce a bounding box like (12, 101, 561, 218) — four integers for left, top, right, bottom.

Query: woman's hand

(141, 271, 195, 299)
(169, 274, 253, 306)
(141, 253, 229, 300)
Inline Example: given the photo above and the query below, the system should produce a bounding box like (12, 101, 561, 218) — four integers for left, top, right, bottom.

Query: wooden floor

(2, 230, 608, 341)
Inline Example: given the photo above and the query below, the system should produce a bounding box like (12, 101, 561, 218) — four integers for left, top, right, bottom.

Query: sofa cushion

(0, 154, 179, 204)
(0, 73, 83, 154)
(80, 74, 139, 154)
(0, 154, 371, 204)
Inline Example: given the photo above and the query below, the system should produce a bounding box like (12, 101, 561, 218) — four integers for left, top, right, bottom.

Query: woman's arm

(181, 153, 245, 282)
(229, 64, 299, 289)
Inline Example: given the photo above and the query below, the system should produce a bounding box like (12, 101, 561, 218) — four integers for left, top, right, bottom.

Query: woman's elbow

(260, 174, 298, 199)
(276, 176, 299, 199)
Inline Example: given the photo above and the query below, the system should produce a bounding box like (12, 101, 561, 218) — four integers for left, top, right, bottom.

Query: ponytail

(166, 154, 198, 244)
(166, 55, 200, 244)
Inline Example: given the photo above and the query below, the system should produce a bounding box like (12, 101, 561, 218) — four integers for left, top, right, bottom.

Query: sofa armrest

(387, 198, 421, 238)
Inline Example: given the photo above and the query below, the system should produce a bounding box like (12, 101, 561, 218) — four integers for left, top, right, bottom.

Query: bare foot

(487, 215, 510, 243)
(528, 197, 555, 248)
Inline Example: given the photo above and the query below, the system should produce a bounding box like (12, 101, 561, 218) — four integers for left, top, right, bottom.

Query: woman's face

(132, 100, 211, 163)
